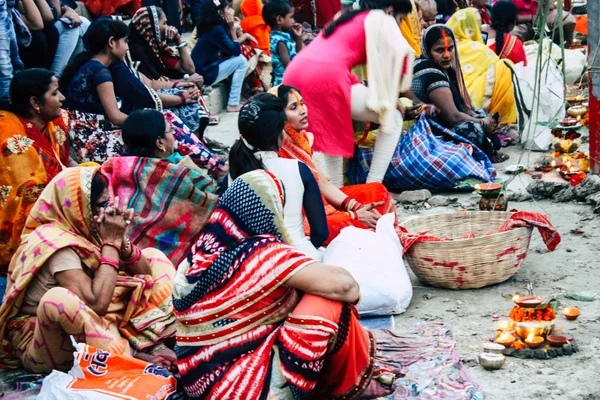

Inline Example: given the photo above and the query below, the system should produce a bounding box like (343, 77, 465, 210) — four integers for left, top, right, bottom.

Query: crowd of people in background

(0, 0, 586, 397)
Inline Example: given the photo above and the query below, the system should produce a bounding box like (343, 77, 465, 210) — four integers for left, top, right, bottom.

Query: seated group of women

(0, 87, 407, 400)
(0, 1, 524, 397)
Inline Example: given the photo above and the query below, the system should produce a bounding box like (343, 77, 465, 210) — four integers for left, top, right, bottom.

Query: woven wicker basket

(401, 211, 533, 289)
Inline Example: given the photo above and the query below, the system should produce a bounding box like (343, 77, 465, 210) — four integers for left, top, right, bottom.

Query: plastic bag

(322, 213, 413, 316)
(37, 338, 178, 400)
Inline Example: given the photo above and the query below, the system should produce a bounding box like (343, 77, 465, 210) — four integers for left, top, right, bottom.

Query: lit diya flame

(526, 332, 534, 342)
(512, 295, 520, 302)
(551, 160, 556, 167)
(496, 332, 515, 346)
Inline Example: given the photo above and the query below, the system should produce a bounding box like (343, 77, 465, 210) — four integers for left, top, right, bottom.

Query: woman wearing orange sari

(269, 85, 396, 244)
(0, 69, 73, 275)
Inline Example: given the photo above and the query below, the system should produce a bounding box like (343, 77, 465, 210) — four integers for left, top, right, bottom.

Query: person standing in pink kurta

(283, 0, 416, 187)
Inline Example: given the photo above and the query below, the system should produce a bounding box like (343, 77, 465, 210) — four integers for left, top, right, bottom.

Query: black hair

(491, 1, 517, 57)
(60, 18, 129, 93)
(263, 0, 294, 28)
(10, 68, 55, 117)
(196, 0, 229, 36)
(324, 0, 413, 37)
(424, 24, 454, 57)
(122, 109, 167, 157)
(91, 171, 109, 205)
(229, 93, 287, 180)
(273, 84, 301, 105)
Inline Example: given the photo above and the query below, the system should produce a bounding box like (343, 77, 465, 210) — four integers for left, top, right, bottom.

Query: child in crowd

(419, 0, 437, 30)
(263, 0, 304, 86)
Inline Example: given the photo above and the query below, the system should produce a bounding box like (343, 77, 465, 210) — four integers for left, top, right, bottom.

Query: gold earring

(35, 107, 41, 114)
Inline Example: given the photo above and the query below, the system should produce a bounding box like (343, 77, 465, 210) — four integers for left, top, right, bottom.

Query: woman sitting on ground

(482, 1, 528, 66)
(60, 18, 221, 165)
(192, 0, 255, 112)
(0, 68, 75, 275)
(228, 94, 328, 260)
(269, 85, 396, 244)
(446, 8, 518, 128)
(0, 167, 177, 373)
(412, 24, 508, 162)
(173, 169, 395, 398)
(102, 110, 220, 267)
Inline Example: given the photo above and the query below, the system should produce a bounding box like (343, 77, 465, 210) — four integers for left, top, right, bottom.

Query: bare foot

(227, 104, 243, 113)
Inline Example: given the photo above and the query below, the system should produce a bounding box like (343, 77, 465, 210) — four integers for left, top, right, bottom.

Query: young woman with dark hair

(228, 93, 328, 260)
(270, 85, 396, 245)
(191, 0, 256, 112)
(0, 68, 75, 275)
(61, 18, 216, 164)
(283, 0, 416, 187)
(482, 1, 527, 66)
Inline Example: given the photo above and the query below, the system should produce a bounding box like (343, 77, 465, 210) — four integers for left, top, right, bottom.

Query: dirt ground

(393, 198, 600, 400)
(206, 114, 600, 399)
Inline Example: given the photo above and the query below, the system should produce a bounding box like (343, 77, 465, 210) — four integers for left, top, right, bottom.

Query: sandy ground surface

(207, 113, 600, 399)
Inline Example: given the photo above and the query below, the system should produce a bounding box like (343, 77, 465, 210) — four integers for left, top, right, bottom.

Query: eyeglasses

(95, 199, 111, 209)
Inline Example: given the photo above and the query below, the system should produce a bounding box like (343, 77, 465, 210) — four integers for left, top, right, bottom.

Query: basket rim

(399, 211, 533, 245)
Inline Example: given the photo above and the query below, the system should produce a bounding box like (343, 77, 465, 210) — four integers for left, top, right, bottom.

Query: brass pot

(514, 321, 554, 339)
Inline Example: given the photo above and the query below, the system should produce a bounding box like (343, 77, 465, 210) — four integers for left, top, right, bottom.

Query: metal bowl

(514, 321, 554, 339)
(478, 353, 506, 370)
(483, 343, 506, 355)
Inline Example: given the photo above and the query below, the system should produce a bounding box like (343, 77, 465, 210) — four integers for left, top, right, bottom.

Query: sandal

(208, 115, 220, 125)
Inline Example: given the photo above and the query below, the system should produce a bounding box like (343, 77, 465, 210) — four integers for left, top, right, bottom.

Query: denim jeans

(51, 16, 90, 77)
(213, 54, 247, 106)
(0, 0, 13, 107)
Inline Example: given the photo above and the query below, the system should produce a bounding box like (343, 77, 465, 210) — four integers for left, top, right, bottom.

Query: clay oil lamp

(496, 332, 516, 347)
(563, 307, 581, 321)
(547, 335, 568, 347)
(559, 117, 578, 127)
(524, 332, 544, 348)
(514, 295, 543, 308)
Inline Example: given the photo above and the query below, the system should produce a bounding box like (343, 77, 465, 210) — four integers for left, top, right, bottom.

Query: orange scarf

(280, 123, 319, 177)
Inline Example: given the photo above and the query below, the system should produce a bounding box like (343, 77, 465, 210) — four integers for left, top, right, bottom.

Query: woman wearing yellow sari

(447, 8, 517, 126)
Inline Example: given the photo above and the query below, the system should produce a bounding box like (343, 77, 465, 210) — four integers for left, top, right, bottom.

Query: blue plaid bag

(347, 114, 496, 192)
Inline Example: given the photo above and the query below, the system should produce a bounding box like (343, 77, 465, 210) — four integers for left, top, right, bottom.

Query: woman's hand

(224, 12, 236, 31)
(239, 33, 258, 45)
(182, 87, 200, 104)
(62, 6, 82, 26)
(188, 73, 204, 89)
(264, 289, 301, 323)
(164, 25, 181, 43)
(481, 116, 498, 134)
(356, 203, 383, 229)
(94, 197, 128, 248)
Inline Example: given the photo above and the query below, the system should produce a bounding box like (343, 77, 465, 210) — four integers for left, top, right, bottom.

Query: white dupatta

(364, 10, 415, 134)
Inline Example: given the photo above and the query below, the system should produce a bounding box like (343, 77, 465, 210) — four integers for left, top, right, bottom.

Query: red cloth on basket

(498, 211, 561, 251)
(397, 211, 560, 254)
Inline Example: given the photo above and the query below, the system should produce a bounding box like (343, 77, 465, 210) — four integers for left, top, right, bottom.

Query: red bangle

(177, 93, 186, 105)
(172, 80, 180, 88)
(102, 242, 121, 254)
(99, 257, 119, 271)
(121, 246, 142, 265)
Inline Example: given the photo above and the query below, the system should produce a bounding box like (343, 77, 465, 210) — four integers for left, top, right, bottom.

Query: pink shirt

(509, 0, 538, 16)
